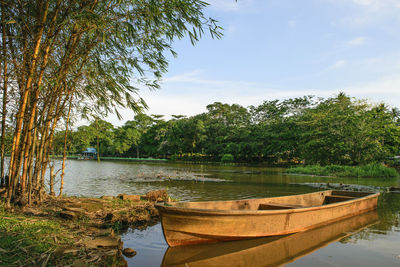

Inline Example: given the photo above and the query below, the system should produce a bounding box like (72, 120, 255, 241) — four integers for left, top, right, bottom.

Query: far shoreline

(285, 164, 399, 179)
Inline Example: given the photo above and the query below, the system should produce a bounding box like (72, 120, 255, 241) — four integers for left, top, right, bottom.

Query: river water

(58, 160, 400, 267)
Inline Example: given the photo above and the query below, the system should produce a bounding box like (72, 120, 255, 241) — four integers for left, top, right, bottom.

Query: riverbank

(51, 155, 168, 163)
(0, 190, 167, 266)
(286, 164, 399, 178)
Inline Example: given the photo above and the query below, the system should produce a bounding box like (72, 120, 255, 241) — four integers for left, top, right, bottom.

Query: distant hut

(79, 147, 98, 160)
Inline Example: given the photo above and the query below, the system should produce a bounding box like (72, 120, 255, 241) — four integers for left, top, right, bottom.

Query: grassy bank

(50, 155, 168, 162)
(0, 203, 75, 266)
(0, 191, 164, 266)
(99, 156, 168, 162)
(286, 164, 399, 178)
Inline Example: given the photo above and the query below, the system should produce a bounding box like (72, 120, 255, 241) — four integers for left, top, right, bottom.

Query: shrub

(286, 163, 399, 178)
(221, 154, 234, 163)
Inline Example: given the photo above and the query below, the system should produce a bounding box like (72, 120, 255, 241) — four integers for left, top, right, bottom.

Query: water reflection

(161, 211, 378, 267)
(60, 160, 323, 199)
(45, 160, 400, 266)
(120, 193, 400, 267)
(59, 160, 399, 201)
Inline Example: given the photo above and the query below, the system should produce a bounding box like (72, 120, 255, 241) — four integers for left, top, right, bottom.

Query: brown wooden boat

(155, 190, 379, 247)
(161, 210, 378, 266)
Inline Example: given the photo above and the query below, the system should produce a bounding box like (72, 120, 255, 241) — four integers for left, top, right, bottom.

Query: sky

(107, 0, 400, 126)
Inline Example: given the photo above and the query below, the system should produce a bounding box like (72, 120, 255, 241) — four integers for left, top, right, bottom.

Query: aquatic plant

(286, 163, 399, 178)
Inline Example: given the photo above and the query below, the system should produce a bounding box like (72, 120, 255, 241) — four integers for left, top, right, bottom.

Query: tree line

(48, 93, 400, 165)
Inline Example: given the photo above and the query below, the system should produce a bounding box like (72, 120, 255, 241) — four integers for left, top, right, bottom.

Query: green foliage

(221, 153, 235, 163)
(111, 221, 122, 232)
(297, 93, 400, 165)
(55, 94, 400, 166)
(286, 163, 399, 178)
(1, 0, 223, 202)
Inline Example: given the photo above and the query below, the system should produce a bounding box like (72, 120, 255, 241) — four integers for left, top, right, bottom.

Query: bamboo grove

(0, 0, 221, 206)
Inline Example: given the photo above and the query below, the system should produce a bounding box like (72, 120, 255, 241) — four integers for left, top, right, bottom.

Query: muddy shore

(0, 190, 168, 266)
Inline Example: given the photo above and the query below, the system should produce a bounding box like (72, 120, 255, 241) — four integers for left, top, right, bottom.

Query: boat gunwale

(155, 190, 380, 216)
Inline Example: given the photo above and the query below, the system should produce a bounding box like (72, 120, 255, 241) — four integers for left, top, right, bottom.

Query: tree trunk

(96, 119, 100, 162)
(8, 2, 49, 201)
(28, 126, 37, 204)
(49, 162, 55, 196)
(0, 3, 8, 187)
(59, 94, 73, 197)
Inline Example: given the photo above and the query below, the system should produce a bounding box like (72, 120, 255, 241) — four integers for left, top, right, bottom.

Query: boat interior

(171, 190, 375, 211)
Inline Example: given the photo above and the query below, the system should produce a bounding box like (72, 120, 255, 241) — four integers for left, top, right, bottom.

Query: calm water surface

(57, 160, 400, 266)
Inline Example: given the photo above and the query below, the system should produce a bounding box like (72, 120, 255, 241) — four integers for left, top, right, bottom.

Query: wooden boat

(155, 190, 379, 247)
(161, 210, 378, 266)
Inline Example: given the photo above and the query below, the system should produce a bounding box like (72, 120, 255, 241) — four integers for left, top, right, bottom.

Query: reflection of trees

(340, 193, 400, 244)
(340, 228, 377, 244)
(375, 193, 400, 230)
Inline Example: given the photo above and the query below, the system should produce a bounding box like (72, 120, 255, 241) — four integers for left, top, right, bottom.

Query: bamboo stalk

(8, 2, 49, 198)
(0, 2, 8, 187)
(59, 92, 73, 197)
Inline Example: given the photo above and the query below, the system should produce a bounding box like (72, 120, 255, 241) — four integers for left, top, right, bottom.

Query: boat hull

(156, 190, 379, 247)
(161, 210, 379, 266)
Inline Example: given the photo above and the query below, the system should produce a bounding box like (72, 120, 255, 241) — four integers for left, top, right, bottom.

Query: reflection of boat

(155, 190, 379, 246)
(161, 211, 379, 267)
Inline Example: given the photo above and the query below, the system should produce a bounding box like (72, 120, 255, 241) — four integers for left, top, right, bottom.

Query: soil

(6, 189, 169, 266)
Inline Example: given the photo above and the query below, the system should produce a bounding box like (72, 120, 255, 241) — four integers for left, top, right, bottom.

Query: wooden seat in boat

(324, 195, 355, 204)
(258, 202, 305, 210)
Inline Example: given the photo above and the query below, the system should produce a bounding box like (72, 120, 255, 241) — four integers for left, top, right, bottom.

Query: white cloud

(163, 70, 258, 89)
(288, 20, 297, 28)
(207, 0, 240, 12)
(103, 60, 400, 125)
(207, 0, 254, 12)
(346, 76, 400, 97)
(227, 24, 236, 34)
(326, 60, 346, 70)
(344, 36, 367, 47)
(162, 70, 204, 83)
(352, 0, 373, 6)
(327, 0, 400, 27)
(104, 75, 400, 125)
(350, 0, 400, 9)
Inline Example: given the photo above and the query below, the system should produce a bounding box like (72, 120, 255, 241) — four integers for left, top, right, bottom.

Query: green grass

(286, 163, 399, 178)
(99, 156, 167, 162)
(0, 203, 74, 266)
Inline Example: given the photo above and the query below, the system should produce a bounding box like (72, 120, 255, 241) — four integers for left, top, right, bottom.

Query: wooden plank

(324, 195, 355, 204)
(331, 191, 370, 198)
(258, 203, 303, 210)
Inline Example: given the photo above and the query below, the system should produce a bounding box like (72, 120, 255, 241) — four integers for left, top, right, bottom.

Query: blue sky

(109, 0, 400, 125)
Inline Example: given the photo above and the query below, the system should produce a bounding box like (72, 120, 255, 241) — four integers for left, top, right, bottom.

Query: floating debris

(291, 182, 385, 192)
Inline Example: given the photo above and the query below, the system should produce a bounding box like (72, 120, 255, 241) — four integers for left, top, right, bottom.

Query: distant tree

(141, 115, 168, 157)
(164, 115, 206, 155)
(201, 102, 250, 160)
(113, 121, 141, 156)
(249, 96, 314, 162)
(50, 94, 400, 167)
(298, 93, 400, 165)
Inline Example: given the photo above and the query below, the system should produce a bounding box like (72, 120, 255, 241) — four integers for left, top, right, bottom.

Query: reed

(286, 163, 399, 178)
